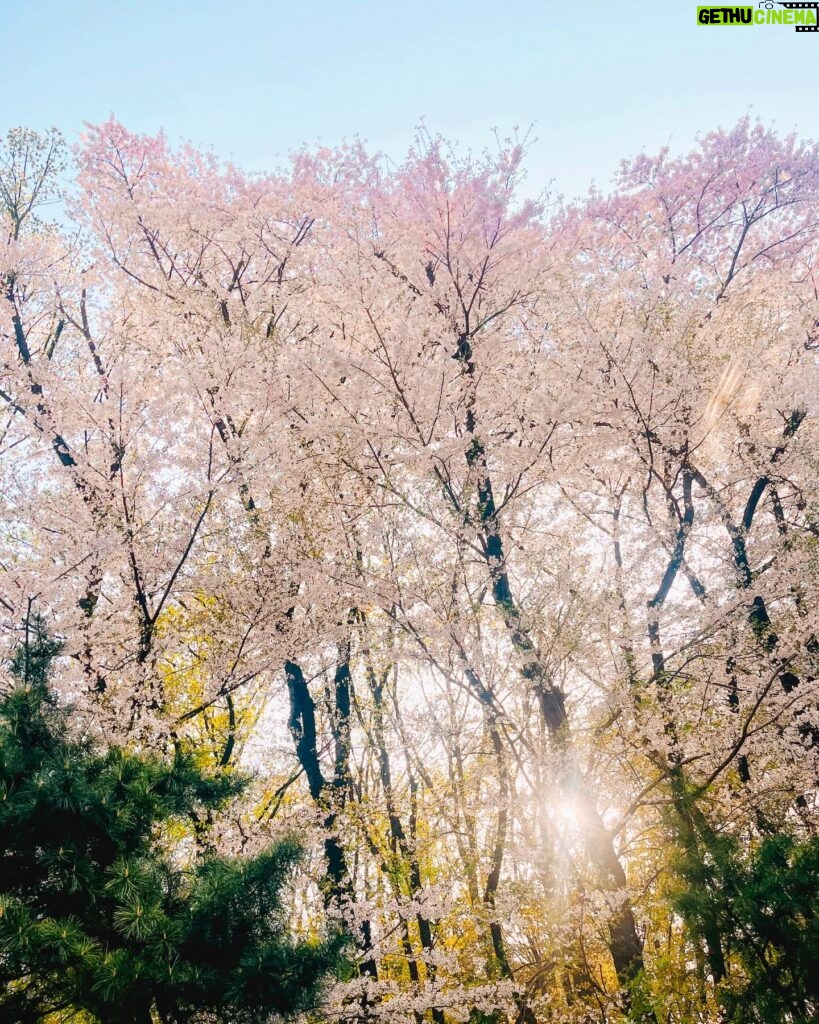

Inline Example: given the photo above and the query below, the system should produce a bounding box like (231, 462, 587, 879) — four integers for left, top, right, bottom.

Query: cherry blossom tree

(1, 117, 818, 1024)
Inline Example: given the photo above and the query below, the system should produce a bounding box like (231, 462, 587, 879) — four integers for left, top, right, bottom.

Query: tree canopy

(1, 118, 818, 1022)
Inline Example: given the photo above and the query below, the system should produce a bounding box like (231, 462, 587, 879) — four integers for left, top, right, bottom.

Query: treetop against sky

(4, 0, 819, 200)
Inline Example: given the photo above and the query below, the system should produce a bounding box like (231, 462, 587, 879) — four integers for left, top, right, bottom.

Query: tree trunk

(453, 334, 650, 1008)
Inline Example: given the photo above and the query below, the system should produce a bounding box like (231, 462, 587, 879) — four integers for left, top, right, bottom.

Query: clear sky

(4, 0, 819, 199)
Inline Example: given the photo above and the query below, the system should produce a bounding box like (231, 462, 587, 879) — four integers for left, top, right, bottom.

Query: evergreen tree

(0, 616, 345, 1024)
(671, 821, 819, 1023)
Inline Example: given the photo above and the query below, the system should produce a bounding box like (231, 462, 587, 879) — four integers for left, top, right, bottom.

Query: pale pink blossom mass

(1, 116, 818, 1021)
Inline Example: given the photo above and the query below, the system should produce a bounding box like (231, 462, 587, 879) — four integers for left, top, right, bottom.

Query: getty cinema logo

(697, 1, 819, 30)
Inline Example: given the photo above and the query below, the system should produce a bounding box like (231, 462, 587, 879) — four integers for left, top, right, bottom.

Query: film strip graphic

(777, 1, 819, 30)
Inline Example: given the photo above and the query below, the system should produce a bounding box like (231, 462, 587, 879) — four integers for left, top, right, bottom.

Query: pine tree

(671, 815, 819, 1024)
(0, 615, 346, 1024)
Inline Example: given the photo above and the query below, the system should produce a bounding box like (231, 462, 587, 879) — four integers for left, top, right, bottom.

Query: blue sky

(5, 0, 818, 199)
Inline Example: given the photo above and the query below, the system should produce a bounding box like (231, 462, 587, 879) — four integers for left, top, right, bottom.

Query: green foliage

(671, 824, 819, 1023)
(0, 619, 345, 1024)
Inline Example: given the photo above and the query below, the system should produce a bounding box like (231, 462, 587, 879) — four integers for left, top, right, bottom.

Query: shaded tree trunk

(454, 333, 650, 1004)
